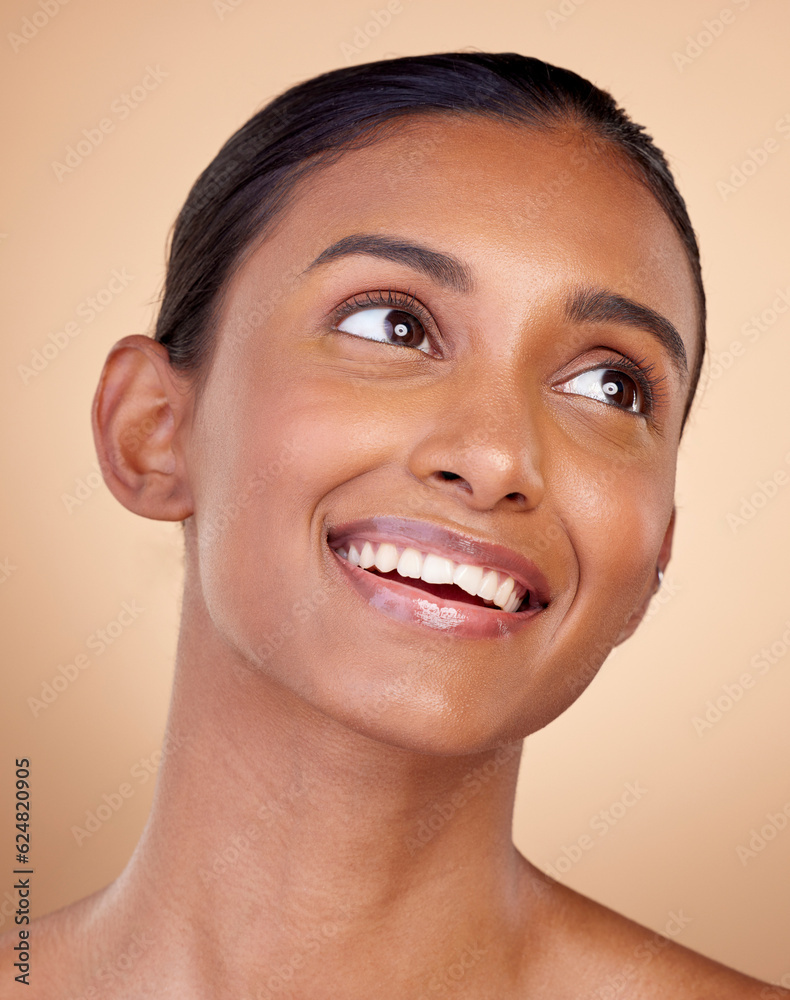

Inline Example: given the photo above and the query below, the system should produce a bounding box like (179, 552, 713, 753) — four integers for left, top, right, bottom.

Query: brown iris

(385, 309, 424, 348)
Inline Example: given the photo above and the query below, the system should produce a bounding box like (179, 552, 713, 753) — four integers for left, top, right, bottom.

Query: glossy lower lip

(329, 545, 545, 639)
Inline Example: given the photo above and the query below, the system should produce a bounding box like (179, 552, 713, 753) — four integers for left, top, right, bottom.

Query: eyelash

(330, 289, 668, 416)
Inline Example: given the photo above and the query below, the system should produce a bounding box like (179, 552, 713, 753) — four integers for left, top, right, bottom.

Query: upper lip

(326, 515, 551, 606)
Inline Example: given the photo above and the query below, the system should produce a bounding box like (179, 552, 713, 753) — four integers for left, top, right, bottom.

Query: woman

(2, 51, 779, 997)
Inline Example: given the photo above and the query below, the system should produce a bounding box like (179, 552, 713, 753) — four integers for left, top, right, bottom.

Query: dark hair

(154, 51, 706, 429)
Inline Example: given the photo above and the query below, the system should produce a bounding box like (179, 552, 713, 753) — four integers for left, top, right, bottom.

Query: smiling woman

(1, 51, 779, 998)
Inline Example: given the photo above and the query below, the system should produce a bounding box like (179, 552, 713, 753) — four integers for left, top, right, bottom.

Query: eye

(336, 307, 431, 353)
(333, 292, 434, 355)
(558, 367, 645, 413)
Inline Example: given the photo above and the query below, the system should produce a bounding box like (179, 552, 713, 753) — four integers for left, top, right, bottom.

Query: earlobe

(92, 335, 194, 521)
(613, 506, 676, 647)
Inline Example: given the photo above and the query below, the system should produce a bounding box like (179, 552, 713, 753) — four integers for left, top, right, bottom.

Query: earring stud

(656, 567, 664, 588)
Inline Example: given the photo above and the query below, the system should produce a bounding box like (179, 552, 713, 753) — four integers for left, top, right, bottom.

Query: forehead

(245, 115, 699, 368)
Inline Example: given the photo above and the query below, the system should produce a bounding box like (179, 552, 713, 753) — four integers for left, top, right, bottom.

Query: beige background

(2, 0, 789, 984)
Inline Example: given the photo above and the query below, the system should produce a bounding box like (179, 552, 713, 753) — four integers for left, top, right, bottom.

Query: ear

(613, 507, 676, 647)
(91, 335, 194, 521)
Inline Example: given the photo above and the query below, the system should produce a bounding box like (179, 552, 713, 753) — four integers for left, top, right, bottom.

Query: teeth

(359, 541, 376, 569)
(452, 563, 483, 597)
(477, 570, 499, 602)
(336, 538, 526, 611)
(421, 553, 455, 585)
(397, 547, 423, 578)
(374, 542, 399, 573)
(494, 575, 515, 607)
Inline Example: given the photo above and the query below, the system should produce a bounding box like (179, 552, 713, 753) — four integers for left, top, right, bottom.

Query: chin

(311, 686, 541, 758)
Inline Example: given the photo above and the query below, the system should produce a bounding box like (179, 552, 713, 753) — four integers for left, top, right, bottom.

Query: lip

(325, 516, 551, 638)
(327, 516, 551, 603)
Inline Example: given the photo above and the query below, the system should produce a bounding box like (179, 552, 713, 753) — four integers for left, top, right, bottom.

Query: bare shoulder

(0, 892, 113, 1000)
(519, 867, 785, 999)
(0, 923, 33, 996)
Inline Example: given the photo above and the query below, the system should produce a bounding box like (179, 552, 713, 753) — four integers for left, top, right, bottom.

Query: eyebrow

(565, 287, 689, 376)
(302, 233, 475, 294)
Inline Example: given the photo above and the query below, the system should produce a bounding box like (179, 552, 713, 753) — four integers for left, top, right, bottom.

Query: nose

(406, 368, 545, 513)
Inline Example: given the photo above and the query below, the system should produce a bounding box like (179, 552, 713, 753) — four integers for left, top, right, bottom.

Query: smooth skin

(1, 116, 778, 997)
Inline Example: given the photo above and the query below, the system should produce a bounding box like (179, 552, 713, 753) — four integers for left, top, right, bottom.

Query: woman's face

(185, 115, 699, 753)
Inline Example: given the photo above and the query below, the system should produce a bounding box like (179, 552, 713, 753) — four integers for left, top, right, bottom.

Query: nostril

(506, 492, 526, 502)
(439, 471, 461, 481)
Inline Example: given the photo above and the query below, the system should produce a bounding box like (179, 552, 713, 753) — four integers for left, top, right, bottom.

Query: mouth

(325, 516, 550, 636)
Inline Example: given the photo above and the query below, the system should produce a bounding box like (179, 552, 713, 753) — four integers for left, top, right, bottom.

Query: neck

(89, 576, 546, 998)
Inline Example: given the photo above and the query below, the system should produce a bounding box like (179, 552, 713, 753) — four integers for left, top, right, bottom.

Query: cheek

(189, 373, 401, 665)
(561, 448, 675, 626)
